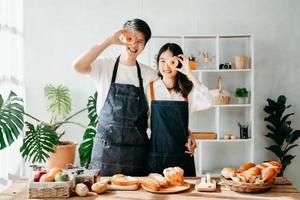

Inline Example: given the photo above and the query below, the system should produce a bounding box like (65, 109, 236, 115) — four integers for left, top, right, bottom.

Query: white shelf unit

(142, 34, 254, 176)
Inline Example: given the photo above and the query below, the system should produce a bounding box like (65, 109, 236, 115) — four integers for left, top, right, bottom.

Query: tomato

(33, 171, 46, 182)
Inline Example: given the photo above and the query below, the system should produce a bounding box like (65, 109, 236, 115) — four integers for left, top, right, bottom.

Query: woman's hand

(174, 54, 192, 76)
(185, 134, 197, 156)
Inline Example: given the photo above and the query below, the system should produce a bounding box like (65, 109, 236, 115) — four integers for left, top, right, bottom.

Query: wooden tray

(141, 182, 190, 194)
(192, 132, 217, 139)
(219, 176, 272, 193)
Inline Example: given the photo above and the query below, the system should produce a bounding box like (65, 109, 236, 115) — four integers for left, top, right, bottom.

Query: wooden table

(1, 177, 300, 200)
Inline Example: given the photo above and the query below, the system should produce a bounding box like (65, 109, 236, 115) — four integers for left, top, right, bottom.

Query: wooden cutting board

(192, 132, 217, 139)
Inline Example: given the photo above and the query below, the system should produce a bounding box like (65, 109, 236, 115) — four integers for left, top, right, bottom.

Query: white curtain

(0, 0, 24, 192)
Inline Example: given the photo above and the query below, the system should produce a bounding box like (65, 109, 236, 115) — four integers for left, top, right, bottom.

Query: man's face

(124, 30, 145, 58)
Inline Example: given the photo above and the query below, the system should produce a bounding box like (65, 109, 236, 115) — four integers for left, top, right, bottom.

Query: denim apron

(90, 56, 149, 176)
(147, 81, 196, 176)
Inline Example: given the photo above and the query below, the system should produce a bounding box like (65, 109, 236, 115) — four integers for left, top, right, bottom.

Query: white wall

(24, 0, 300, 189)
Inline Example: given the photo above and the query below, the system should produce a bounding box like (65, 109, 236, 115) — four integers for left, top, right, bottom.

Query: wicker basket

(209, 77, 231, 105)
(28, 177, 74, 198)
(219, 176, 272, 193)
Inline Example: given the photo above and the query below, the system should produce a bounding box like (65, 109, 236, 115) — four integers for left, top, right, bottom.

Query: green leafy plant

(0, 84, 89, 163)
(79, 92, 98, 167)
(235, 88, 249, 98)
(0, 91, 24, 150)
(264, 95, 300, 176)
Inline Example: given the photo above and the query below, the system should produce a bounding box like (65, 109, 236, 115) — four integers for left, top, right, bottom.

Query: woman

(73, 19, 156, 176)
(146, 43, 212, 176)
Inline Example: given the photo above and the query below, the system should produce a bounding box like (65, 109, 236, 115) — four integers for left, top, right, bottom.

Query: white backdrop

(23, 0, 300, 189)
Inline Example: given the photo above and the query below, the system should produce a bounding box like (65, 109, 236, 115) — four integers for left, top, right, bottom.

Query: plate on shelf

(141, 182, 190, 194)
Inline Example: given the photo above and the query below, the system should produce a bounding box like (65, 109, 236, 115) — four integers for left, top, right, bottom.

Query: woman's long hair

(157, 43, 193, 97)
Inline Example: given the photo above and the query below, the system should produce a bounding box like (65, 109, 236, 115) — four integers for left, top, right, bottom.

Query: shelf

(193, 69, 251, 72)
(213, 104, 251, 108)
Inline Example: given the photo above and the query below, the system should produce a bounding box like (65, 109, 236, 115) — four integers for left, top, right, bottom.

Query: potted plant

(78, 92, 98, 168)
(0, 85, 89, 169)
(264, 95, 300, 176)
(234, 88, 249, 104)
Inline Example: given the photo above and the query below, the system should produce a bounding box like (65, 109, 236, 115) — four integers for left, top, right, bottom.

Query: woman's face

(158, 50, 178, 79)
(124, 30, 145, 58)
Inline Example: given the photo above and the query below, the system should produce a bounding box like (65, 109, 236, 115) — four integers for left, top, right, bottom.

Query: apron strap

(184, 95, 188, 102)
(149, 81, 155, 101)
(111, 56, 120, 84)
(111, 55, 144, 90)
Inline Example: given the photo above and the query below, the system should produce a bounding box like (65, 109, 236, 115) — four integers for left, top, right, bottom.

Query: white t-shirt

(90, 57, 157, 113)
(146, 79, 212, 113)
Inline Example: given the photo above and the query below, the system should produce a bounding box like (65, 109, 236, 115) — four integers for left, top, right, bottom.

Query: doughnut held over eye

(167, 57, 179, 68)
(119, 29, 136, 44)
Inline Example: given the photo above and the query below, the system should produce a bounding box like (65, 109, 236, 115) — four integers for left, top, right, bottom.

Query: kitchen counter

(1, 177, 300, 200)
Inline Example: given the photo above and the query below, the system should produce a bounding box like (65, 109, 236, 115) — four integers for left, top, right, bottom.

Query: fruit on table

(39, 174, 54, 182)
(34, 171, 47, 182)
(48, 167, 62, 177)
(75, 183, 89, 197)
(54, 172, 69, 182)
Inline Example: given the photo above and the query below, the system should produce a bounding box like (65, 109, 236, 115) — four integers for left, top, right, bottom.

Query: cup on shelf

(238, 122, 249, 139)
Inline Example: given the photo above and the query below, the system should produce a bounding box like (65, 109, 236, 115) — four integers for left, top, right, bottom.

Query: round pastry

(119, 29, 136, 44)
(163, 167, 184, 186)
(167, 57, 179, 68)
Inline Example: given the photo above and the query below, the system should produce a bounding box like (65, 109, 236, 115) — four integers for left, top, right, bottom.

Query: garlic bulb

(91, 182, 107, 194)
(75, 183, 89, 197)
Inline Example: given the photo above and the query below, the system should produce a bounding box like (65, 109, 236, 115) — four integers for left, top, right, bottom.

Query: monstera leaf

(20, 122, 59, 163)
(44, 84, 71, 120)
(79, 92, 98, 167)
(0, 91, 24, 150)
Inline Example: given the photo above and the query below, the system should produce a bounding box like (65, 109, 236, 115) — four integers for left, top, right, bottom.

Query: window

(0, 0, 24, 192)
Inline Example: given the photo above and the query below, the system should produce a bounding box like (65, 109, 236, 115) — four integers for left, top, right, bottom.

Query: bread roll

(111, 174, 139, 186)
(262, 166, 277, 183)
(148, 173, 168, 187)
(163, 167, 185, 186)
(241, 167, 261, 183)
(139, 177, 161, 191)
(239, 162, 256, 173)
(221, 168, 237, 179)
